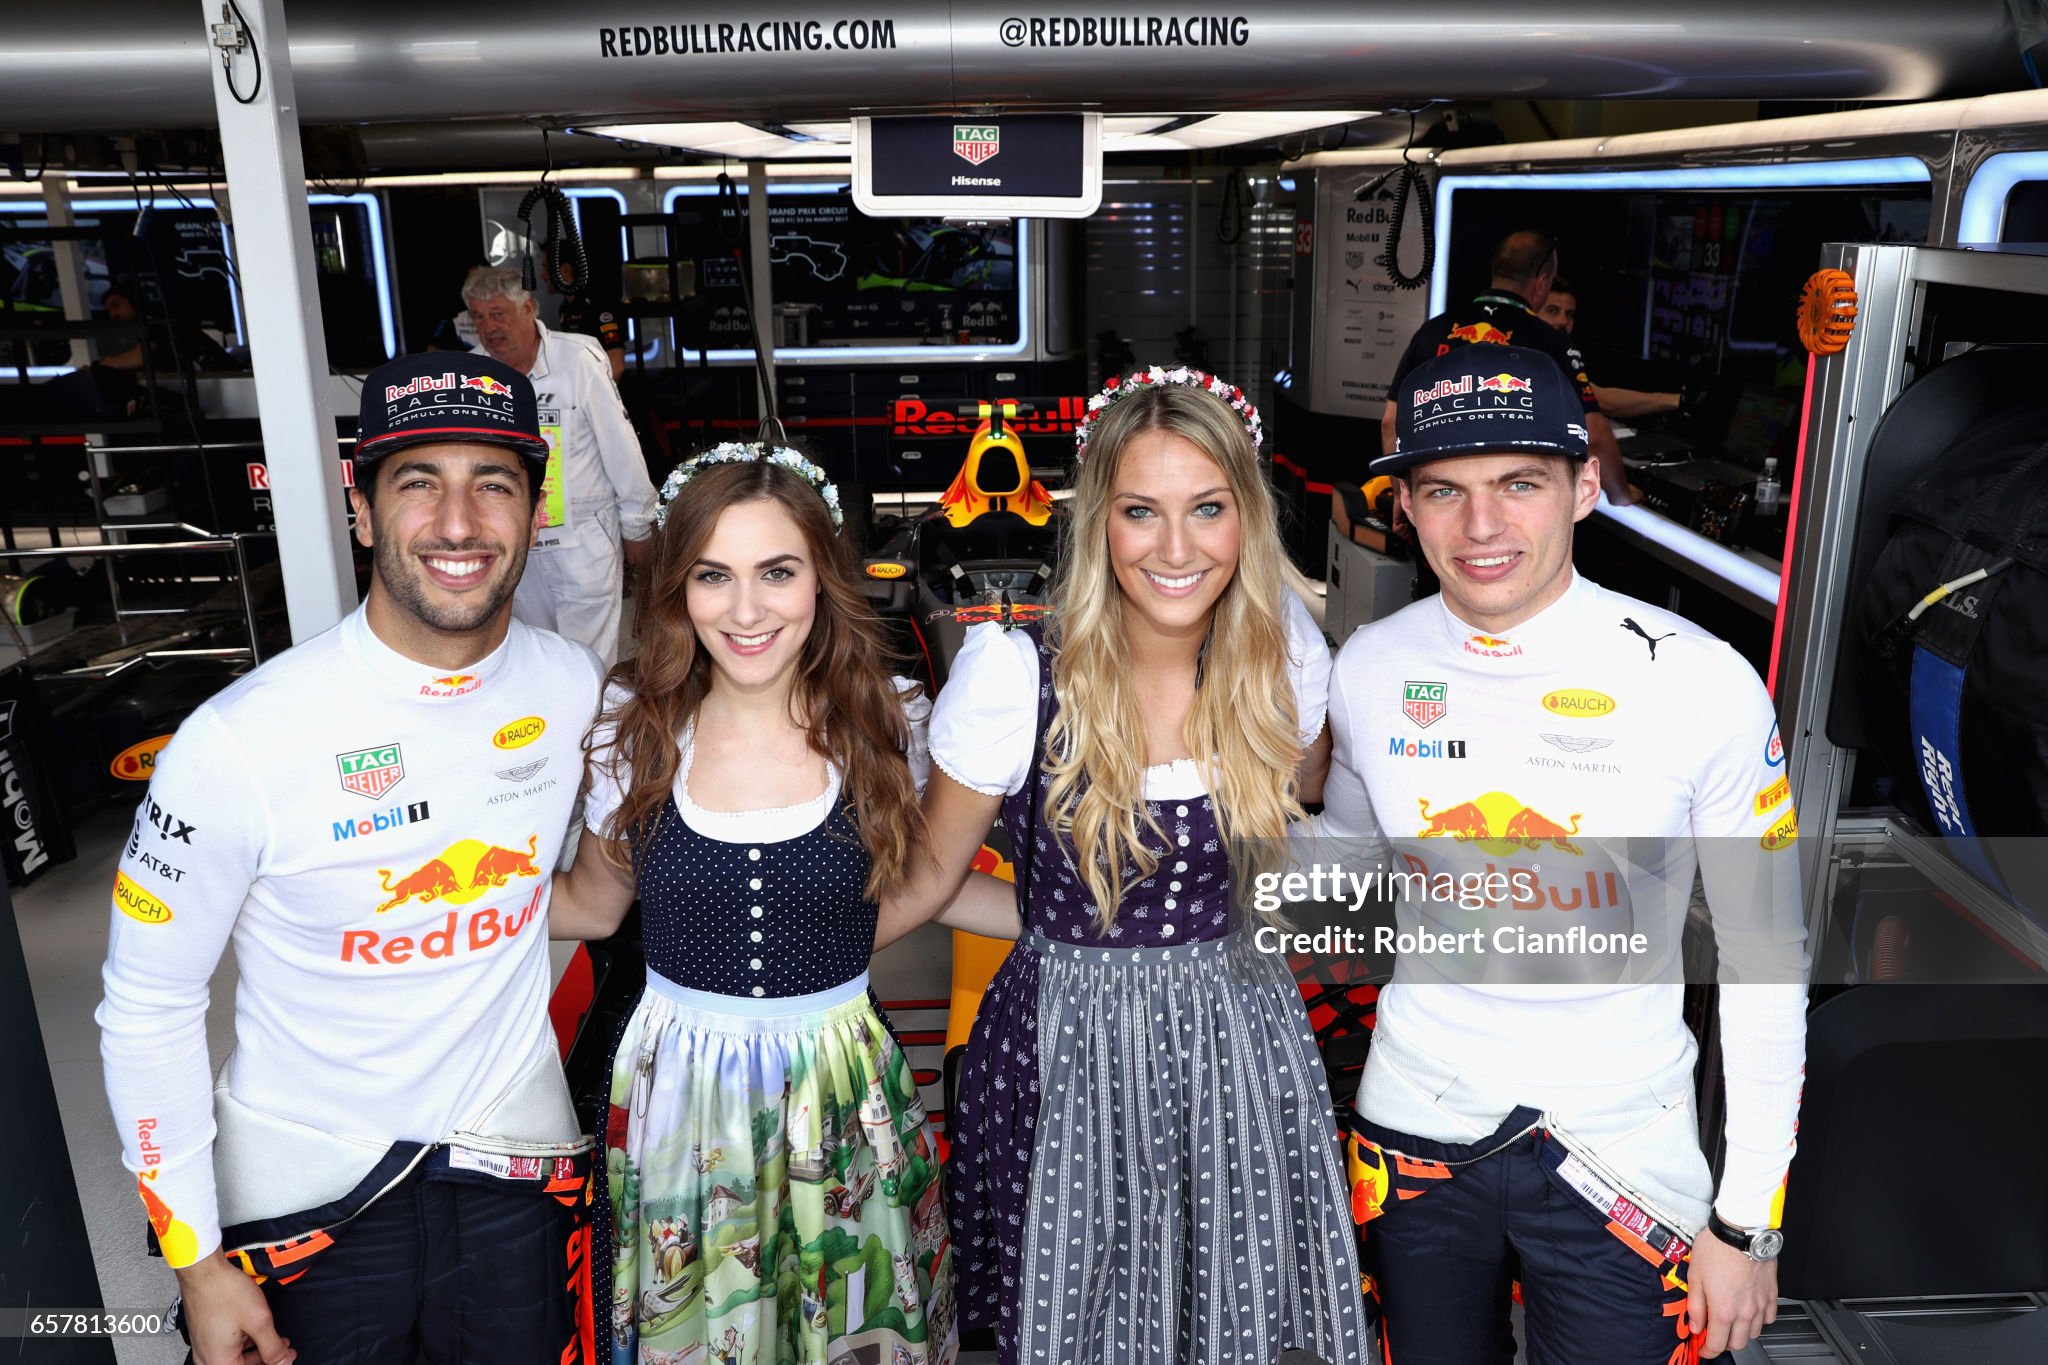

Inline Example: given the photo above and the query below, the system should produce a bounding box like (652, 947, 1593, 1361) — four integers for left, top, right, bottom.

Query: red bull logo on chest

(1417, 791, 1584, 856)
(375, 835, 542, 913)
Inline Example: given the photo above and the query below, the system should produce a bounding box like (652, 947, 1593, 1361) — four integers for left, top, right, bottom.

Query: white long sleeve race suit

(1320, 572, 1808, 1233)
(97, 608, 603, 1266)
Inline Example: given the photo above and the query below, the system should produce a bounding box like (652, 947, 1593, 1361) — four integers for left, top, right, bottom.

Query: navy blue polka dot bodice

(634, 793, 876, 997)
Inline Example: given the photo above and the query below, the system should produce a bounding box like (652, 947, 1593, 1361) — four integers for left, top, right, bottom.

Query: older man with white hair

(464, 266, 657, 665)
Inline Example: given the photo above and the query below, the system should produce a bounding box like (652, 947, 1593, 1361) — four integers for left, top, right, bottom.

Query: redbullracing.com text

(601, 19, 897, 58)
(999, 15, 1251, 48)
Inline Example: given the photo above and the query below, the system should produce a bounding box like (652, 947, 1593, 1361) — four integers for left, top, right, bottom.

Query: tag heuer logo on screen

(954, 124, 1000, 165)
(1402, 681, 1447, 729)
(337, 744, 405, 801)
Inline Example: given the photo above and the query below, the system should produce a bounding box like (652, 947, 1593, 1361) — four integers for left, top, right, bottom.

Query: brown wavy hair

(586, 458, 925, 899)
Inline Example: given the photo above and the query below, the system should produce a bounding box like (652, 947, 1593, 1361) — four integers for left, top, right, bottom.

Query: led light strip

(0, 191, 398, 375)
(1954, 149, 2048, 243)
(1593, 497, 1782, 608)
(1429, 158, 1934, 313)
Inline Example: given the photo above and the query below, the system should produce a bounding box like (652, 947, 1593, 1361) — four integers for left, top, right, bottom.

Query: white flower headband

(1072, 365, 1264, 460)
(653, 442, 843, 530)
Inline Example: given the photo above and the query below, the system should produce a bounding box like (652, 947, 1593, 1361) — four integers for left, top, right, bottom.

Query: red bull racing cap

(354, 352, 550, 480)
(1372, 344, 1589, 477)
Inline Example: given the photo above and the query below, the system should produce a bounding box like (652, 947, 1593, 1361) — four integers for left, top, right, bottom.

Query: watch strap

(1707, 1208, 1784, 1260)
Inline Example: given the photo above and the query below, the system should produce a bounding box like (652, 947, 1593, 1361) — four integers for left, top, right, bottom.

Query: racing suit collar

(342, 603, 515, 699)
(1435, 568, 1588, 660)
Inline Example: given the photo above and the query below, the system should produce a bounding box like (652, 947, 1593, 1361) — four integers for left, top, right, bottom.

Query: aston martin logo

(1540, 734, 1615, 755)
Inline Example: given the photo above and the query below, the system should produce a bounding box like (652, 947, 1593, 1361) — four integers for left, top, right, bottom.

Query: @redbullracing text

(1000, 15, 1252, 47)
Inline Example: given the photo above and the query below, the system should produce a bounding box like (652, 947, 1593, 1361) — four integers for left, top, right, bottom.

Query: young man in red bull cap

(1382, 229, 1633, 505)
(1318, 343, 1808, 1362)
(98, 351, 608, 1365)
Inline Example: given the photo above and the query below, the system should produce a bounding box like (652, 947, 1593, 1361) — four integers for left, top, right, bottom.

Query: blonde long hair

(1043, 382, 1308, 928)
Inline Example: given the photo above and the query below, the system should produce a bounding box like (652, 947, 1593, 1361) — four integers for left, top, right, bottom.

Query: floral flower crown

(1072, 365, 1264, 460)
(653, 442, 842, 530)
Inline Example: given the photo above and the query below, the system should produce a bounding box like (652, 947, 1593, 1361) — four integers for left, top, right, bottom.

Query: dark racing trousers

(205, 1158, 591, 1365)
(1347, 1106, 1702, 1365)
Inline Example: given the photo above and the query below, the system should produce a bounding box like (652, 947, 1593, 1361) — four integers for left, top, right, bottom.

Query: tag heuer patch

(1402, 681, 1447, 729)
(337, 744, 404, 801)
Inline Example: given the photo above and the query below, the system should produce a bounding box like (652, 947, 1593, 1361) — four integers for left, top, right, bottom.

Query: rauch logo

(493, 717, 546, 750)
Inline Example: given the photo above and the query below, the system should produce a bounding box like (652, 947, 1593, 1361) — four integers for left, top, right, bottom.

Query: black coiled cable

(1380, 159, 1433, 291)
(518, 183, 587, 295)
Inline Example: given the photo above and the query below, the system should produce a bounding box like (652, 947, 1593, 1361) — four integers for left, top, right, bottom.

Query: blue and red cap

(1371, 344, 1589, 477)
(354, 352, 550, 479)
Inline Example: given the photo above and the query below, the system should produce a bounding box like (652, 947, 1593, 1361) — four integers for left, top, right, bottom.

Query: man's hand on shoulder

(178, 1251, 296, 1365)
(1687, 1232, 1779, 1358)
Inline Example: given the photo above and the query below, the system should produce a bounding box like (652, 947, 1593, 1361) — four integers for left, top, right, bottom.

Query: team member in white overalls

(99, 352, 606, 1365)
(466, 266, 659, 666)
(1320, 344, 1808, 1363)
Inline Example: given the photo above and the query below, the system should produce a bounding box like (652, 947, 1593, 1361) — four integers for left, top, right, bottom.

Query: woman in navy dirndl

(552, 447, 1013, 1365)
(877, 371, 1372, 1364)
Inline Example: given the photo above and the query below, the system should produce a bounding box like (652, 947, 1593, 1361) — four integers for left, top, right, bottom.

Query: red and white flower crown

(1073, 365, 1264, 460)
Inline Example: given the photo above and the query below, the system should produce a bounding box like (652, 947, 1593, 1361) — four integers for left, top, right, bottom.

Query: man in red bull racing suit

(1381, 229, 1633, 505)
(99, 352, 607, 1365)
(1319, 344, 1807, 1362)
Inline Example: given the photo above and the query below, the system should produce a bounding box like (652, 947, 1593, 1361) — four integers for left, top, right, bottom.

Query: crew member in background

(99, 352, 606, 1365)
(543, 244, 628, 383)
(1326, 344, 1807, 1363)
(1383, 229, 1633, 506)
(426, 265, 488, 353)
(1539, 276, 1695, 424)
(466, 266, 656, 666)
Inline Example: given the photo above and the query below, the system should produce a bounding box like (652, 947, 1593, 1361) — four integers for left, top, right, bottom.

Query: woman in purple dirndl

(879, 369, 1371, 1364)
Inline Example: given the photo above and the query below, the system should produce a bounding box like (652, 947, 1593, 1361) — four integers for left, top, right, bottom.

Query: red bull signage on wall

(891, 397, 1085, 439)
